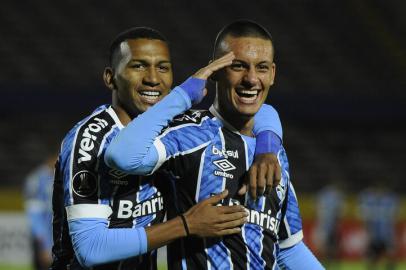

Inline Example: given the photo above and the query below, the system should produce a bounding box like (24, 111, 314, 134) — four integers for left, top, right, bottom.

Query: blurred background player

(358, 181, 399, 270)
(315, 180, 345, 269)
(24, 152, 58, 270)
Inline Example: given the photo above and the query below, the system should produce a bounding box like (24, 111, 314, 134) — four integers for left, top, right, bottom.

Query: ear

(269, 62, 276, 86)
(103, 67, 116, 90)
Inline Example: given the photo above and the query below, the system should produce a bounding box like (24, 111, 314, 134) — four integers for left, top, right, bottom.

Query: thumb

(207, 189, 228, 205)
(238, 184, 247, 195)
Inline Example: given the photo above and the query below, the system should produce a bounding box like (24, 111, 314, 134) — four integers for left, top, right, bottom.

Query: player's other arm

(68, 190, 247, 268)
(276, 179, 324, 269)
(239, 104, 283, 199)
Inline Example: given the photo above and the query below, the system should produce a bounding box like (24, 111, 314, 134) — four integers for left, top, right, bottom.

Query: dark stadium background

(0, 0, 405, 268)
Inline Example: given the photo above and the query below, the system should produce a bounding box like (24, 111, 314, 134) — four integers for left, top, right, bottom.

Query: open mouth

(235, 89, 261, 103)
(138, 90, 162, 103)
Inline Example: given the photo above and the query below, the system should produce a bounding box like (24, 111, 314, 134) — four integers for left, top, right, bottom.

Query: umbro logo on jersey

(213, 159, 236, 171)
(212, 146, 239, 159)
(213, 159, 236, 179)
(109, 169, 128, 179)
(77, 117, 109, 164)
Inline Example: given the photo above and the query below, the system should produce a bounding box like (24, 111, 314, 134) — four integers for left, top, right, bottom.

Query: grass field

(2, 262, 406, 270)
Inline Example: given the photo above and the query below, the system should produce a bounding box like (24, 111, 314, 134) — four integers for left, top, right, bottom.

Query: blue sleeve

(253, 104, 283, 155)
(105, 77, 204, 174)
(68, 218, 147, 268)
(277, 241, 324, 270)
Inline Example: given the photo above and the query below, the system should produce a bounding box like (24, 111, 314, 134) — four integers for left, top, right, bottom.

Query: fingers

(193, 52, 234, 80)
(264, 164, 274, 195)
(204, 189, 228, 205)
(249, 166, 258, 200)
(216, 205, 247, 215)
(237, 184, 247, 195)
(216, 227, 242, 236)
(256, 163, 267, 197)
(274, 163, 282, 187)
(216, 217, 247, 230)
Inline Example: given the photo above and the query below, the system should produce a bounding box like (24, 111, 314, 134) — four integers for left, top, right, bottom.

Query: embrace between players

(51, 20, 324, 270)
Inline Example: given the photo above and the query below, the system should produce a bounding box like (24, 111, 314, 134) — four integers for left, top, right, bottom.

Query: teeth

(140, 91, 161, 97)
(236, 90, 258, 95)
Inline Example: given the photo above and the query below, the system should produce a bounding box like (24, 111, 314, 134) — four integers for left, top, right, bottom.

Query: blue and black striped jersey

(154, 106, 292, 270)
(51, 105, 166, 270)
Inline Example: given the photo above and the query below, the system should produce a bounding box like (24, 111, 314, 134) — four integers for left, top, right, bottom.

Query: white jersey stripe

(66, 204, 112, 220)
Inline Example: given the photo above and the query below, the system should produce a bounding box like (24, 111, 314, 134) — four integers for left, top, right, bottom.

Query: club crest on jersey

(213, 159, 236, 179)
(212, 145, 239, 159)
(72, 170, 97, 197)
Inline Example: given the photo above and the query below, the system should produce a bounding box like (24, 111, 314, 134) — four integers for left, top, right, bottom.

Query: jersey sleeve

(253, 104, 283, 156)
(67, 217, 147, 268)
(277, 241, 325, 270)
(276, 148, 304, 249)
(105, 80, 204, 176)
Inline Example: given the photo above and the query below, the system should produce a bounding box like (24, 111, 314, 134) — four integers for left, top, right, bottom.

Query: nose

(143, 67, 160, 87)
(242, 67, 259, 87)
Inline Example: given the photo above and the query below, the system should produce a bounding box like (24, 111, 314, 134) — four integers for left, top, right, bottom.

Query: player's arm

(275, 155, 324, 269)
(105, 53, 235, 175)
(277, 241, 325, 270)
(68, 190, 247, 268)
(239, 104, 283, 199)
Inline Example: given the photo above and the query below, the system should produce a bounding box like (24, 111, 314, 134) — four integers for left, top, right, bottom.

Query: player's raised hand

(193, 52, 235, 80)
(238, 153, 281, 200)
(183, 189, 248, 237)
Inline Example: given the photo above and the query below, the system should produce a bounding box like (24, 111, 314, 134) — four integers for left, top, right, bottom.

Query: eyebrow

(129, 59, 171, 64)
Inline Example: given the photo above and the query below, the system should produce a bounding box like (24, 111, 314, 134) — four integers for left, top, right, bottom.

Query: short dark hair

(109, 27, 168, 66)
(213, 20, 274, 59)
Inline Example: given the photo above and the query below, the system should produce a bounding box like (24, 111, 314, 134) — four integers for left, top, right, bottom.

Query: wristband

(255, 131, 282, 156)
(179, 77, 206, 104)
(180, 214, 190, 236)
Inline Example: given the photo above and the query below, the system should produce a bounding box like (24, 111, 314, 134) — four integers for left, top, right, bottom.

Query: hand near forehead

(193, 52, 234, 80)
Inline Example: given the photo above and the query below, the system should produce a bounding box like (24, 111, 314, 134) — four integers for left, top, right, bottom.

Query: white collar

(209, 105, 241, 135)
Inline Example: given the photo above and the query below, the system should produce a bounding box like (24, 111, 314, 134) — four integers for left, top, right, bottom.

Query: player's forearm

(145, 216, 187, 250)
(277, 241, 324, 270)
(253, 104, 283, 139)
(105, 78, 204, 174)
(253, 104, 283, 156)
(68, 218, 148, 268)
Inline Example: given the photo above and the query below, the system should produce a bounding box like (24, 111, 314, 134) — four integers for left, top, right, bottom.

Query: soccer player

(105, 20, 324, 269)
(51, 28, 250, 270)
(24, 153, 57, 270)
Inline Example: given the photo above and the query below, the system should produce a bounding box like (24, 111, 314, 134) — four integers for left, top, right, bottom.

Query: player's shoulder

(169, 109, 213, 127)
(59, 105, 120, 161)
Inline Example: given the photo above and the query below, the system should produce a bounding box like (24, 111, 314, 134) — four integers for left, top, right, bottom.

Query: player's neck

(112, 105, 132, 126)
(229, 117, 254, 137)
(213, 105, 254, 137)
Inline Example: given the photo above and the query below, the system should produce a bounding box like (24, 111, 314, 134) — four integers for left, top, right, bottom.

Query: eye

(158, 65, 171, 73)
(230, 63, 245, 71)
(130, 63, 146, 70)
(257, 64, 269, 72)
